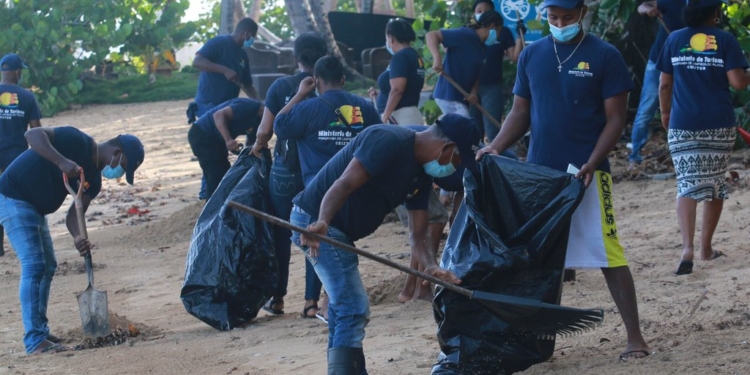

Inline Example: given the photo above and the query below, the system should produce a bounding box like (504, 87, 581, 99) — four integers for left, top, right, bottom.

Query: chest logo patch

(568, 61, 593, 78)
(0, 92, 19, 108)
(682, 33, 718, 54)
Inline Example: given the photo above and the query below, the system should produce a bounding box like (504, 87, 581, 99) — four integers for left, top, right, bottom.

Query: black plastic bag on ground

(432, 155, 585, 375)
(180, 148, 277, 331)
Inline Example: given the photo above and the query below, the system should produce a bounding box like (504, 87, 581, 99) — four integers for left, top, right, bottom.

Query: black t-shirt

(0, 127, 101, 215)
(293, 125, 431, 241)
(194, 98, 262, 144)
(375, 48, 426, 113)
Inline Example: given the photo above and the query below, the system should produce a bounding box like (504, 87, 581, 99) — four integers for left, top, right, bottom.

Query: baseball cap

(118, 134, 145, 185)
(541, 0, 584, 9)
(687, 0, 727, 7)
(435, 114, 481, 173)
(0, 54, 28, 71)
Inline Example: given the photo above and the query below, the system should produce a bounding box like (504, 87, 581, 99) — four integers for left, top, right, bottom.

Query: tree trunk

(246, 0, 262, 21)
(361, 0, 373, 13)
(324, 0, 338, 12)
(353, 0, 362, 12)
(220, 0, 235, 35)
(373, 0, 393, 15)
(308, 0, 368, 82)
(233, 0, 246, 24)
(284, 0, 318, 35)
(405, 0, 414, 18)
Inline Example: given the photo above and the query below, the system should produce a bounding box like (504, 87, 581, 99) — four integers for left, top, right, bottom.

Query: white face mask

(475, 13, 482, 22)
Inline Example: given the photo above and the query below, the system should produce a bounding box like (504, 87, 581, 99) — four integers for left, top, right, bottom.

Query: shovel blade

(77, 285, 111, 338)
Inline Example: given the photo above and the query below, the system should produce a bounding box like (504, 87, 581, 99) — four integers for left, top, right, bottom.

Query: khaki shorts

(395, 189, 449, 227)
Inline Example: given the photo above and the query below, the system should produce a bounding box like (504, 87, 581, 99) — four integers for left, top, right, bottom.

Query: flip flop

(301, 305, 319, 319)
(32, 342, 67, 355)
(675, 260, 693, 275)
(706, 250, 726, 260)
(47, 334, 63, 344)
(315, 312, 328, 324)
(262, 298, 284, 315)
(619, 349, 651, 362)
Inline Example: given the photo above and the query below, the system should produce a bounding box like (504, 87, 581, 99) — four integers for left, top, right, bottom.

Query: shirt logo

(568, 61, 593, 78)
(330, 105, 364, 127)
(681, 33, 718, 54)
(0, 92, 19, 108)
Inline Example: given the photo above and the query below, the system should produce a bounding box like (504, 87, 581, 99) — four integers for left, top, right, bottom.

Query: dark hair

(682, 0, 721, 27)
(294, 32, 328, 69)
(473, 0, 495, 11)
(313, 56, 344, 84)
(235, 18, 258, 36)
(386, 19, 416, 44)
(471, 9, 503, 29)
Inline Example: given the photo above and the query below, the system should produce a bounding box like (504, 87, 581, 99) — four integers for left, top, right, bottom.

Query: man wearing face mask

(0, 126, 144, 355)
(0, 54, 42, 256)
(289, 113, 475, 374)
(476, 0, 651, 362)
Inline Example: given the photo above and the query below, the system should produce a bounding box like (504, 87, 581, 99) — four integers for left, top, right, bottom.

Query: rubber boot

(328, 347, 358, 375)
(354, 347, 368, 375)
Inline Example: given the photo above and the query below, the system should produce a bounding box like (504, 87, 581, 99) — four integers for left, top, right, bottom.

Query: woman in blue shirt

(657, 0, 750, 275)
(471, 0, 525, 140)
(426, 10, 505, 119)
(367, 19, 426, 125)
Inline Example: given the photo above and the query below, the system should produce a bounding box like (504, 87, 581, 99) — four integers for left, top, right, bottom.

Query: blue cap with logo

(541, 0, 583, 9)
(118, 134, 145, 185)
(687, 0, 727, 7)
(435, 114, 481, 173)
(0, 54, 28, 71)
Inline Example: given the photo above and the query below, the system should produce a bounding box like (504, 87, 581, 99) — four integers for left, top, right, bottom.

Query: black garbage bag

(180, 148, 277, 331)
(432, 155, 586, 375)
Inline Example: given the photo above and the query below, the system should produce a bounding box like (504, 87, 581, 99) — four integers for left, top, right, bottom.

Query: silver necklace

(553, 32, 586, 72)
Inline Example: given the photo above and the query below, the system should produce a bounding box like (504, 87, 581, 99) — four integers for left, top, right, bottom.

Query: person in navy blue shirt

(290, 115, 477, 373)
(656, 0, 750, 275)
(470, 0, 525, 141)
(275, 56, 380, 185)
(367, 19, 426, 125)
(250, 32, 328, 321)
(0, 53, 41, 256)
(426, 10, 505, 118)
(188, 98, 263, 199)
(477, 0, 651, 361)
(0, 126, 144, 355)
(628, 0, 685, 169)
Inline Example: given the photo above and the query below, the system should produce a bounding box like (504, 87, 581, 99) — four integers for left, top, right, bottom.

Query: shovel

(227, 201, 604, 337)
(64, 170, 111, 338)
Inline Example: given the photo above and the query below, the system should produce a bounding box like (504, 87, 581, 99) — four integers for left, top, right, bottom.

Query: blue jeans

(269, 156, 322, 299)
(469, 83, 505, 141)
(290, 206, 370, 348)
(195, 102, 214, 200)
(629, 60, 660, 163)
(0, 194, 56, 353)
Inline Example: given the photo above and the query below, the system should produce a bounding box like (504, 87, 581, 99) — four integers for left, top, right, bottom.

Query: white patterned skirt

(668, 127, 736, 201)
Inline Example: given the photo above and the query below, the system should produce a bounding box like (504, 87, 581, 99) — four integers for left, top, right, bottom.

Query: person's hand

(74, 235, 92, 257)
(381, 113, 392, 124)
(475, 145, 499, 160)
(250, 140, 267, 158)
(225, 139, 240, 152)
(58, 159, 81, 179)
(367, 87, 378, 101)
(516, 20, 528, 35)
(575, 163, 595, 187)
(465, 93, 479, 105)
(223, 68, 239, 83)
(648, 7, 661, 17)
(298, 76, 316, 97)
(301, 221, 328, 258)
(424, 265, 461, 285)
(433, 60, 443, 74)
(661, 112, 670, 131)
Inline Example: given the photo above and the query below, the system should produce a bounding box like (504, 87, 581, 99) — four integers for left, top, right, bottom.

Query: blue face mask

(485, 28, 497, 45)
(243, 36, 255, 49)
(549, 11, 583, 43)
(475, 13, 482, 22)
(423, 148, 457, 178)
(386, 41, 394, 55)
(102, 155, 126, 179)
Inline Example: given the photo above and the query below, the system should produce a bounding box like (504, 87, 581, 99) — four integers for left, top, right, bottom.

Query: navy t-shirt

(194, 35, 253, 106)
(293, 125, 432, 241)
(0, 84, 41, 170)
(265, 72, 314, 156)
(0, 127, 101, 215)
(648, 0, 686, 63)
(479, 27, 516, 85)
(194, 98, 262, 144)
(275, 90, 380, 185)
(513, 35, 634, 173)
(433, 27, 486, 102)
(375, 48, 426, 113)
(656, 27, 749, 131)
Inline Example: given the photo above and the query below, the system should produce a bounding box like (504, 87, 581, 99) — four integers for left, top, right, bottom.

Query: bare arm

(506, 37, 524, 63)
(251, 107, 276, 157)
(25, 127, 80, 178)
(477, 95, 532, 158)
(426, 30, 444, 73)
(193, 55, 230, 75)
(28, 119, 41, 129)
(405, 207, 460, 284)
(213, 106, 240, 151)
(382, 77, 406, 122)
(659, 72, 673, 130)
(727, 68, 750, 91)
(242, 84, 259, 100)
(65, 194, 93, 256)
(576, 91, 629, 186)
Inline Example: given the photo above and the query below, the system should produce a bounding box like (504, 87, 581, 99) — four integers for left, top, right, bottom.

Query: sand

(0, 100, 749, 375)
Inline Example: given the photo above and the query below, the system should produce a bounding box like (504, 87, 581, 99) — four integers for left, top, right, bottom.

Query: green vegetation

(73, 72, 198, 106)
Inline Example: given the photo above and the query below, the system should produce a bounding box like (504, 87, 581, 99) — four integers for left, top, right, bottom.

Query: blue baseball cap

(435, 114, 481, 173)
(119, 134, 145, 185)
(541, 0, 584, 9)
(687, 0, 727, 7)
(0, 54, 28, 71)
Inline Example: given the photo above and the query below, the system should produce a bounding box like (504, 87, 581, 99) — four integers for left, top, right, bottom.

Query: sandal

(47, 334, 63, 344)
(31, 341, 66, 355)
(301, 305, 319, 319)
(675, 260, 693, 275)
(619, 349, 651, 361)
(262, 297, 284, 315)
(704, 250, 726, 260)
(315, 311, 328, 324)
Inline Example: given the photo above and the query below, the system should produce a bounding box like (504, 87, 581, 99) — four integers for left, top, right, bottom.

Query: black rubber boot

(354, 347, 368, 375)
(328, 347, 358, 375)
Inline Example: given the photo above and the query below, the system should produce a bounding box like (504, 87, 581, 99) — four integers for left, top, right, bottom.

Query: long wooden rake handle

(441, 73, 503, 130)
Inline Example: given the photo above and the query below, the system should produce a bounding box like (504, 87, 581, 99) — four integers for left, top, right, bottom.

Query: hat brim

(126, 169, 134, 185)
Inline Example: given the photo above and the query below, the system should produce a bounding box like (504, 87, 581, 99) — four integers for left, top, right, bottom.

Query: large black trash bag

(432, 155, 586, 375)
(180, 148, 277, 331)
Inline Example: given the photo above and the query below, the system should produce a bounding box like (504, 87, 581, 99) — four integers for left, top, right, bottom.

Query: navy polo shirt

(433, 27, 486, 102)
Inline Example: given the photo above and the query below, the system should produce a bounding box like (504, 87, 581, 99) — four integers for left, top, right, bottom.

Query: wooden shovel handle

(64, 169, 93, 285)
(441, 73, 503, 130)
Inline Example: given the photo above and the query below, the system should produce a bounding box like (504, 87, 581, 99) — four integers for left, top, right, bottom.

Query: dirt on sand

(0, 100, 749, 375)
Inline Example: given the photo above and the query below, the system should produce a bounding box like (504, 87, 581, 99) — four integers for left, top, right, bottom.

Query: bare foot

(413, 282, 434, 302)
(398, 277, 416, 303)
(699, 249, 725, 261)
(318, 295, 329, 321)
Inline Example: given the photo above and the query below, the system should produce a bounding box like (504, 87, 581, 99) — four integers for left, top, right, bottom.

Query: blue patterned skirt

(668, 127, 735, 201)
